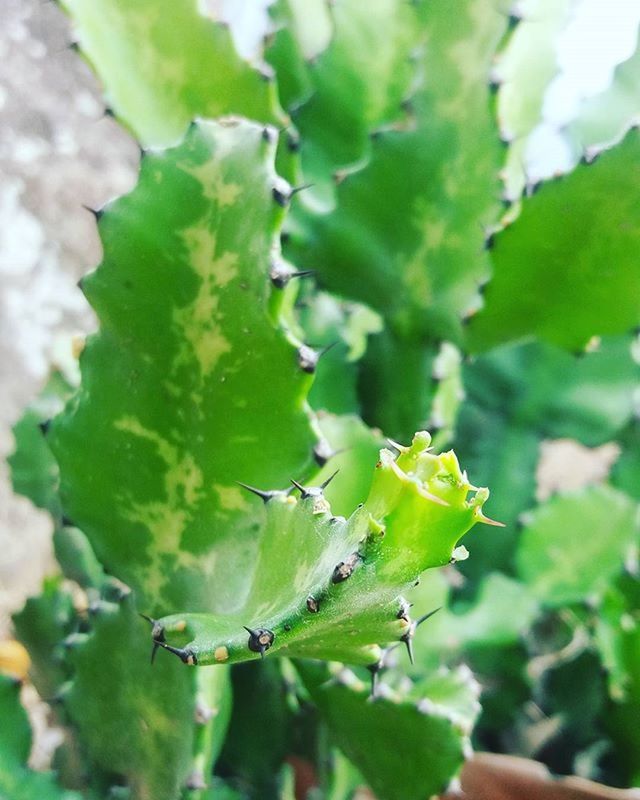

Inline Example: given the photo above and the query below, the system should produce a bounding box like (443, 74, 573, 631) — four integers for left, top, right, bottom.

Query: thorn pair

(141, 614, 196, 665)
(290, 469, 339, 499)
(269, 263, 315, 289)
(400, 607, 442, 665)
(297, 341, 336, 374)
(272, 182, 314, 207)
(244, 626, 274, 659)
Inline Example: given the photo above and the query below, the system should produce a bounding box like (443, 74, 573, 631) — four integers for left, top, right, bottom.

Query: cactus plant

(6, 1, 640, 798)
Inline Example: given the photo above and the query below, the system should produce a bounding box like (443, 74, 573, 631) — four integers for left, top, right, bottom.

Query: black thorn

(150, 640, 161, 665)
(399, 606, 441, 665)
(272, 184, 290, 207)
(68, 41, 80, 52)
(320, 469, 339, 490)
(292, 182, 313, 195)
(139, 612, 165, 649)
(38, 419, 51, 435)
(290, 478, 307, 495)
(61, 514, 74, 527)
(416, 606, 442, 628)
(158, 642, 197, 665)
(243, 626, 274, 658)
(237, 481, 282, 503)
(401, 632, 414, 665)
(82, 204, 103, 221)
(367, 662, 381, 699)
(269, 262, 314, 289)
(306, 595, 319, 613)
(103, 106, 115, 119)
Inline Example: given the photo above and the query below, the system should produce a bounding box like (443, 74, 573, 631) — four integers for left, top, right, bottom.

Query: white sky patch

(526, 0, 640, 183)
(544, 0, 640, 126)
(200, 0, 274, 62)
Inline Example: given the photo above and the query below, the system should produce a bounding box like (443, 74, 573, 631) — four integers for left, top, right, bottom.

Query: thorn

(306, 595, 319, 613)
(415, 607, 442, 628)
(269, 259, 314, 289)
(476, 513, 506, 527)
(61, 514, 74, 527)
(103, 106, 115, 119)
(157, 642, 197, 665)
(139, 613, 166, 661)
(236, 481, 282, 503)
(400, 607, 441, 665)
(290, 182, 314, 197)
(38, 419, 51, 435)
(243, 626, 275, 658)
(290, 478, 306, 495)
(320, 469, 339, 490)
(401, 632, 415, 665)
(68, 40, 80, 52)
(367, 662, 380, 699)
(386, 438, 408, 453)
(273, 181, 314, 207)
(82, 204, 103, 221)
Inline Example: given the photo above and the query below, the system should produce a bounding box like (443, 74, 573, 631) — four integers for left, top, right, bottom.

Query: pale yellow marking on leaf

(172, 226, 238, 382)
(215, 485, 250, 512)
(113, 416, 208, 602)
(181, 159, 242, 207)
(124, 9, 187, 88)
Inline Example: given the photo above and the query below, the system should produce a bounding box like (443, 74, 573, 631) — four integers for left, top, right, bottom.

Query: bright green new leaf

(61, 0, 282, 147)
(151, 433, 495, 669)
(516, 486, 639, 605)
(467, 129, 640, 351)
